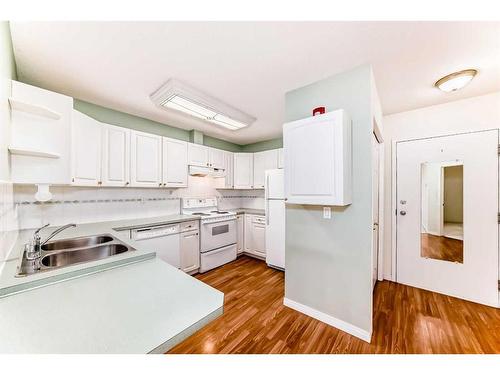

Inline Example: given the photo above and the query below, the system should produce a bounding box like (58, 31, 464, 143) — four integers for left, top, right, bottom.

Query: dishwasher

(131, 224, 180, 268)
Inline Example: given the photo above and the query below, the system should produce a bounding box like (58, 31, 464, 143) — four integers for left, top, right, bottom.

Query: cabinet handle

(98, 181, 102, 185)
(125, 182, 130, 185)
(158, 183, 162, 186)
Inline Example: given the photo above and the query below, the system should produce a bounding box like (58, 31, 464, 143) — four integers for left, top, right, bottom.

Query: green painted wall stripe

(241, 138, 283, 152)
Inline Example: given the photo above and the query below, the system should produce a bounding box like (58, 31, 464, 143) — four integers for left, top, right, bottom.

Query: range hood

(189, 165, 212, 177)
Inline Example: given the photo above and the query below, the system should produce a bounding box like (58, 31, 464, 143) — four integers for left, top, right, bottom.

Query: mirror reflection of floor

(421, 233, 463, 263)
(443, 222, 463, 240)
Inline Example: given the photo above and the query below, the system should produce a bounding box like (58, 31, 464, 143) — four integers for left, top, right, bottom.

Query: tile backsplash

(14, 176, 265, 230)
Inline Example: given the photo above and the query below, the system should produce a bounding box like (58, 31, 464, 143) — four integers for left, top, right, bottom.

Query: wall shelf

(9, 97, 62, 120)
(8, 147, 60, 159)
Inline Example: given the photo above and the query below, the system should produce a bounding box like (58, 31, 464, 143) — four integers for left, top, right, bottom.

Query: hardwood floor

(168, 256, 500, 354)
(421, 233, 463, 263)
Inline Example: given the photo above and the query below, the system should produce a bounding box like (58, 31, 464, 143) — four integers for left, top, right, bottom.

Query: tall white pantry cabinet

(283, 109, 352, 206)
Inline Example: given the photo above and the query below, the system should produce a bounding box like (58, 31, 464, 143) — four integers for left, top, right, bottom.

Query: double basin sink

(17, 234, 135, 276)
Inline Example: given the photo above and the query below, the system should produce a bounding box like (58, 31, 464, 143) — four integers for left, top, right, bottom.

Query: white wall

(382, 91, 500, 280)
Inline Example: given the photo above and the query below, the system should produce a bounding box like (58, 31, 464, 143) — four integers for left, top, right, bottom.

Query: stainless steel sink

(41, 244, 129, 268)
(16, 233, 135, 276)
(41, 235, 114, 251)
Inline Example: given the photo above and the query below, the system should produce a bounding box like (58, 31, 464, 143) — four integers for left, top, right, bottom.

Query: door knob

(399, 210, 407, 216)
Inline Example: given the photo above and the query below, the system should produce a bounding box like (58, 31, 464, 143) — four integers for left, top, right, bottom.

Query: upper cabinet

(101, 123, 130, 187)
(162, 137, 188, 187)
(233, 153, 254, 189)
(9, 81, 73, 184)
(224, 151, 234, 188)
(209, 148, 225, 169)
(130, 130, 162, 187)
(253, 149, 279, 189)
(278, 148, 284, 169)
(188, 143, 210, 167)
(71, 110, 102, 186)
(283, 109, 352, 206)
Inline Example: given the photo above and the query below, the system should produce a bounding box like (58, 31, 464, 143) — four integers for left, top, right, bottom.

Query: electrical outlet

(323, 207, 331, 219)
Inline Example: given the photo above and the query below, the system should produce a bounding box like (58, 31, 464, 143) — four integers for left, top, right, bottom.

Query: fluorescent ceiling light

(151, 79, 256, 131)
(435, 69, 477, 93)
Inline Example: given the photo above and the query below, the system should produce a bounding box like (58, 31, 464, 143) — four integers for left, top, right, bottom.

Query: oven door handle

(202, 218, 236, 225)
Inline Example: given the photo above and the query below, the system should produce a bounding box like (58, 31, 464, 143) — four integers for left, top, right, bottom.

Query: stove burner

(210, 210, 229, 214)
(192, 212, 210, 216)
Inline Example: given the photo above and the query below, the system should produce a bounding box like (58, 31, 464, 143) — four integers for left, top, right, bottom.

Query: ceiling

(10, 21, 500, 145)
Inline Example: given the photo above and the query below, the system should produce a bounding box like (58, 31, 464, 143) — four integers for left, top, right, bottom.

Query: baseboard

(283, 297, 372, 343)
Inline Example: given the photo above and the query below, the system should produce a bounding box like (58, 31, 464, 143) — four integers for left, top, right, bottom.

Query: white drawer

(180, 220, 199, 232)
(252, 215, 266, 224)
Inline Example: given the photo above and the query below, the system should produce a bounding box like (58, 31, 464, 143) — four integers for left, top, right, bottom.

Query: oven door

(200, 219, 237, 253)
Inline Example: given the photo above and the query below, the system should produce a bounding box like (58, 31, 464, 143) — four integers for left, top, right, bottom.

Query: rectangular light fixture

(151, 79, 255, 130)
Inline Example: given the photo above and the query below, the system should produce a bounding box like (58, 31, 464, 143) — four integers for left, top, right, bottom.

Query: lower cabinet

(237, 214, 244, 254)
(180, 229, 200, 274)
(243, 214, 266, 258)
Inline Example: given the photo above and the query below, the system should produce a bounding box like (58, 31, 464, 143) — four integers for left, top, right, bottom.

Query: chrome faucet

(26, 223, 77, 261)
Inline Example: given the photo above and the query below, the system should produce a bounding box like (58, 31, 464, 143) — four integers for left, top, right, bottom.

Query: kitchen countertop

(0, 214, 200, 296)
(0, 214, 224, 353)
(233, 208, 266, 216)
(0, 257, 223, 353)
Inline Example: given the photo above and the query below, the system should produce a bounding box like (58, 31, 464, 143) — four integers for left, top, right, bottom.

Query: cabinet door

(188, 143, 210, 167)
(234, 153, 254, 189)
(283, 109, 352, 205)
(252, 221, 266, 257)
(224, 151, 234, 188)
(162, 137, 188, 187)
(71, 110, 102, 186)
(236, 214, 244, 254)
(209, 148, 225, 169)
(244, 214, 253, 253)
(253, 150, 278, 189)
(130, 130, 162, 187)
(278, 148, 284, 169)
(180, 230, 200, 273)
(101, 124, 130, 187)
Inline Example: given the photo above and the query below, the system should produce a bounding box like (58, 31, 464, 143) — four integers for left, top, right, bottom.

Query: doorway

(396, 130, 499, 307)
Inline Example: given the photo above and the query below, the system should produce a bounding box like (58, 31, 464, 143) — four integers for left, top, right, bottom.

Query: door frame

(391, 129, 499, 287)
(373, 119, 385, 282)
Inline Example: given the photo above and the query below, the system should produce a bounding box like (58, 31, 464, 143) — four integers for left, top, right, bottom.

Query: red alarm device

(312, 106, 326, 116)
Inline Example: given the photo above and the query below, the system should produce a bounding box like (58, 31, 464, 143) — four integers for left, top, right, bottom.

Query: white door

(396, 130, 499, 307)
(252, 217, 266, 257)
(130, 130, 162, 187)
(209, 148, 225, 169)
(253, 150, 278, 189)
(162, 137, 188, 187)
(71, 110, 102, 186)
(234, 153, 254, 189)
(188, 143, 209, 167)
(237, 214, 244, 254)
(244, 214, 253, 252)
(180, 229, 200, 273)
(372, 133, 380, 290)
(101, 124, 130, 187)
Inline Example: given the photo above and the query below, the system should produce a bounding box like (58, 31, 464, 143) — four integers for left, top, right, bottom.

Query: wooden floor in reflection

(168, 256, 500, 354)
(421, 233, 463, 263)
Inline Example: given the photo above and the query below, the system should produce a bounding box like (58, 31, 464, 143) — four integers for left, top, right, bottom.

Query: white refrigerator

(265, 169, 285, 270)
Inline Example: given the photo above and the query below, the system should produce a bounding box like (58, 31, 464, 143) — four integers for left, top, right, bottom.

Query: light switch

(323, 207, 331, 219)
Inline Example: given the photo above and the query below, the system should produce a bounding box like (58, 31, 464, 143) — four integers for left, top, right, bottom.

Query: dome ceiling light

(434, 69, 478, 93)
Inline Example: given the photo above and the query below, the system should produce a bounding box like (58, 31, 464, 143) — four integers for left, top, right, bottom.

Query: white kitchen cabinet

(253, 149, 278, 189)
(236, 214, 244, 254)
(233, 153, 254, 189)
(9, 81, 73, 184)
(130, 130, 162, 187)
(283, 109, 352, 206)
(278, 148, 284, 169)
(180, 229, 200, 274)
(101, 123, 130, 187)
(224, 151, 234, 188)
(244, 214, 253, 253)
(71, 110, 102, 186)
(209, 148, 225, 169)
(188, 143, 210, 167)
(162, 137, 188, 187)
(251, 216, 266, 257)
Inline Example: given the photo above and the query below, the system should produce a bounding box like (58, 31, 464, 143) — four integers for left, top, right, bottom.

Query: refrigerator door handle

(266, 174, 270, 225)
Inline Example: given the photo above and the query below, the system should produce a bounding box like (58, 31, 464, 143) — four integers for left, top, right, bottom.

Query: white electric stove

(182, 198, 237, 272)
